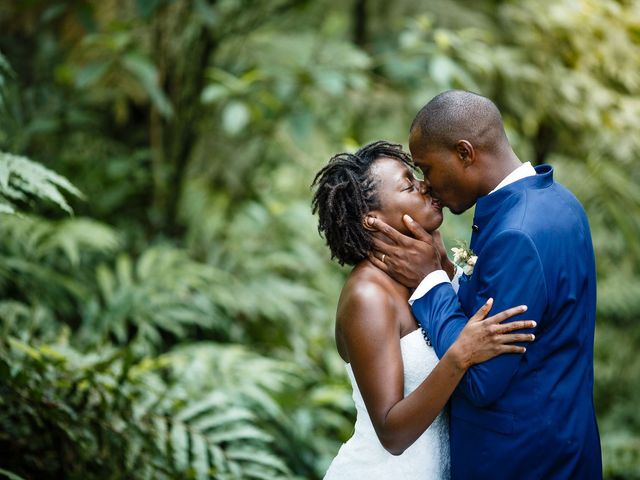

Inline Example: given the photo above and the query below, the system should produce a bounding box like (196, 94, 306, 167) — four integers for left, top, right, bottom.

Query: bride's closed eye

(401, 171, 421, 192)
(403, 182, 417, 192)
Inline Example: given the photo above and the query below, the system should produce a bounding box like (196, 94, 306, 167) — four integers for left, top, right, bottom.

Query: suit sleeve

(411, 229, 547, 407)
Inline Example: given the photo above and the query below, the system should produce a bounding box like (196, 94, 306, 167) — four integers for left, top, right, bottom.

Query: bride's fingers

(499, 344, 528, 354)
(491, 319, 537, 334)
(497, 333, 536, 344)
(484, 305, 528, 325)
(468, 298, 494, 323)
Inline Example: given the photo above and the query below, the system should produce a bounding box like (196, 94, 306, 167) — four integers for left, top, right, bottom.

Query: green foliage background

(0, 0, 639, 478)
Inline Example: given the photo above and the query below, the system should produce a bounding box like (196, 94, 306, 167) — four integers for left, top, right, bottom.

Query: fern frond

(0, 215, 119, 314)
(0, 151, 83, 214)
(164, 343, 302, 396)
(0, 467, 27, 480)
(80, 246, 231, 347)
(42, 217, 120, 266)
(0, 300, 61, 344)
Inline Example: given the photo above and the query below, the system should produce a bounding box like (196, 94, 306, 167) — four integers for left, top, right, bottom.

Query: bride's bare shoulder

(339, 261, 395, 310)
(334, 262, 403, 358)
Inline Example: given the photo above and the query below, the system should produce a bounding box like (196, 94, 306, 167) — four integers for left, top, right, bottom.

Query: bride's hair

(311, 141, 413, 266)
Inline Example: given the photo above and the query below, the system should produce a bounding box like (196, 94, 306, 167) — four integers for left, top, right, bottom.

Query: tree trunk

(353, 0, 368, 48)
(149, 1, 217, 235)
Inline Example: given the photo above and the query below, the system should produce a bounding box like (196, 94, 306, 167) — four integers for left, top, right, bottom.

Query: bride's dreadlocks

(311, 141, 414, 266)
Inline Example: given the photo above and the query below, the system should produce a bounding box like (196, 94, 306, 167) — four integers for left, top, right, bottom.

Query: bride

(311, 141, 535, 479)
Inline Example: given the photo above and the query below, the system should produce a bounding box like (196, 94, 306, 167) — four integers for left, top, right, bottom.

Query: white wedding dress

(324, 329, 450, 480)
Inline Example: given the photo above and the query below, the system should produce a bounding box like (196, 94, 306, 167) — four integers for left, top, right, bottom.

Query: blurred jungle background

(0, 0, 639, 478)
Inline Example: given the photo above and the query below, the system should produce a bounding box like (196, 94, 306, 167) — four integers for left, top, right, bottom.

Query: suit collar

(472, 164, 553, 228)
(487, 162, 536, 195)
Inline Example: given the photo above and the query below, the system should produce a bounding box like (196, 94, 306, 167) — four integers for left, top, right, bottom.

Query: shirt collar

(488, 162, 536, 195)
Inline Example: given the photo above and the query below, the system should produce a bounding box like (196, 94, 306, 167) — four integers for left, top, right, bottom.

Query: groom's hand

(367, 214, 441, 288)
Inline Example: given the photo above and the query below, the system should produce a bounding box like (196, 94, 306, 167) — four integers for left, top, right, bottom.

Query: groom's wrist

(408, 270, 451, 305)
(443, 259, 456, 280)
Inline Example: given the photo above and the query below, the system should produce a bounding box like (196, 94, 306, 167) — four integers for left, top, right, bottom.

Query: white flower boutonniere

(451, 242, 478, 276)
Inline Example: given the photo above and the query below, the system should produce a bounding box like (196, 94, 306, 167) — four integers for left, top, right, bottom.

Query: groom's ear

(455, 140, 475, 167)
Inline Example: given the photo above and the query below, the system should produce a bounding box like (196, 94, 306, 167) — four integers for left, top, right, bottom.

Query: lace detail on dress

(323, 329, 450, 480)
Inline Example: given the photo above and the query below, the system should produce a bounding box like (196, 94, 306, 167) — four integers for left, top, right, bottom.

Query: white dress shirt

(408, 162, 536, 305)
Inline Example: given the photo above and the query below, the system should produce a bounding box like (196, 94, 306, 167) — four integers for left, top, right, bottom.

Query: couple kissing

(312, 90, 602, 480)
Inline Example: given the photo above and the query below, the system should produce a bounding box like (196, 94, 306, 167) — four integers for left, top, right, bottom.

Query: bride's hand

(448, 298, 536, 370)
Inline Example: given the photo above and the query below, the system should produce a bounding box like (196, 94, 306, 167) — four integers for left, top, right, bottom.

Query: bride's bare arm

(339, 282, 534, 456)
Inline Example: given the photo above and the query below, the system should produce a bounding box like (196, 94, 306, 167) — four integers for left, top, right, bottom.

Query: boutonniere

(451, 241, 477, 276)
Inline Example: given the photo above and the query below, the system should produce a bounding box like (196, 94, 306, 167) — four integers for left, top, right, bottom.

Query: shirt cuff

(451, 265, 463, 294)
(408, 270, 451, 305)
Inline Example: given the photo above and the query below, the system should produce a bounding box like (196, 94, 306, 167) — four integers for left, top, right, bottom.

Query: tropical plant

(0, 1, 639, 479)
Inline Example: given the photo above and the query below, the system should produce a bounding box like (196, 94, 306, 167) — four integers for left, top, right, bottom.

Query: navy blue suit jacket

(412, 165, 602, 479)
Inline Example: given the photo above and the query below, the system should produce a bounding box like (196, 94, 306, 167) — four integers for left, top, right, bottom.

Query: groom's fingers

(366, 217, 407, 246)
(403, 215, 433, 244)
(368, 253, 390, 273)
(366, 216, 442, 288)
(371, 236, 400, 257)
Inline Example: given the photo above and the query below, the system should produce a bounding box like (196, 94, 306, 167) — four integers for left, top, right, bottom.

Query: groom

(368, 91, 602, 479)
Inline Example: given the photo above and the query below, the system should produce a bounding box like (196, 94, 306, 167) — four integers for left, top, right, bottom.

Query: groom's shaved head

(410, 90, 508, 152)
(408, 91, 517, 214)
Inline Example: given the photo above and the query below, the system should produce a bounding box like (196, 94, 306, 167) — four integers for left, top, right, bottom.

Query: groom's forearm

(413, 286, 514, 408)
(415, 230, 545, 408)
(412, 283, 467, 359)
(412, 283, 527, 408)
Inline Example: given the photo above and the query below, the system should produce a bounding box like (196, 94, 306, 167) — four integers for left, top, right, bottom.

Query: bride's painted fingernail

(403, 214, 414, 223)
(521, 305, 528, 312)
(531, 321, 537, 327)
